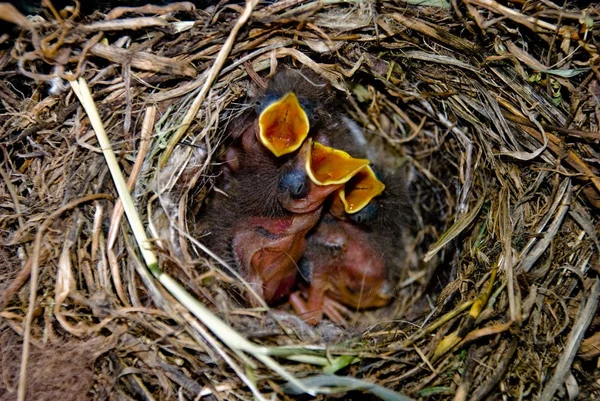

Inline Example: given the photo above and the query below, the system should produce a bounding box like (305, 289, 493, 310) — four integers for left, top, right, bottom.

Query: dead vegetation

(0, 0, 599, 400)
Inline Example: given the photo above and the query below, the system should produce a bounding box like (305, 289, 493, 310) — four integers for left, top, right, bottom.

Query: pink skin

(289, 218, 391, 326)
(231, 209, 321, 305)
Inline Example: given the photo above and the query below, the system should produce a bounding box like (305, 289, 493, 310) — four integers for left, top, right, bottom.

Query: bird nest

(1, 1, 599, 400)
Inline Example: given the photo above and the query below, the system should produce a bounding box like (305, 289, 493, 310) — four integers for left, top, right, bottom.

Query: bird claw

(322, 296, 351, 327)
(288, 291, 351, 327)
(289, 291, 322, 325)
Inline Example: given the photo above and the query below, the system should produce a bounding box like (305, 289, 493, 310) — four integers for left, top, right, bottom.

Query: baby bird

(289, 214, 391, 325)
(210, 137, 371, 305)
(223, 68, 333, 175)
(203, 69, 365, 305)
(204, 67, 409, 321)
(288, 116, 412, 325)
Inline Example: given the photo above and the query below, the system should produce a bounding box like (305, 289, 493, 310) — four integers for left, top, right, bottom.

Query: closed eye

(254, 226, 281, 240)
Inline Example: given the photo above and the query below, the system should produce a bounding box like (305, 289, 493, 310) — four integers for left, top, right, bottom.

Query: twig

(466, 0, 558, 32)
(90, 43, 197, 77)
(80, 17, 170, 31)
(0, 164, 25, 229)
(107, 106, 156, 249)
(468, 339, 518, 401)
(159, 0, 259, 167)
(0, 248, 49, 311)
(539, 278, 600, 401)
(106, 2, 196, 19)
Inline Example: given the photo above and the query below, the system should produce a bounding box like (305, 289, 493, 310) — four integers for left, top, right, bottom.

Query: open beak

(258, 92, 309, 157)
(337, 166, 385, 214)
(305, 140, 370, 186)
(281, 139, 372, 214)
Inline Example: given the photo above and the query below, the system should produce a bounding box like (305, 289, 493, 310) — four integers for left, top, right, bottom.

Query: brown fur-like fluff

(253, 68, 335, 128)
(0, 328, 111, 401)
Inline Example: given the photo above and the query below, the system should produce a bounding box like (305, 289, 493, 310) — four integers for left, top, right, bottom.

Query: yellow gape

(258, 92, 309, 157)
(304, 139, 370, 186)
(337, 166, 385, 214)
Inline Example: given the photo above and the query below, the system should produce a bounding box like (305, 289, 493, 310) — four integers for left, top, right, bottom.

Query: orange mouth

(257, 92, 309, 157)
(305, 140, 370, 186)
(337, 166, 385, 214)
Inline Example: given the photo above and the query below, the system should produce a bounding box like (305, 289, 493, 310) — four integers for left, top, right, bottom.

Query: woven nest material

(1, 1, 599, 400)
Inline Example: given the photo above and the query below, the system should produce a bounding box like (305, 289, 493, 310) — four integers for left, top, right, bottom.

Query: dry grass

(0, 0, 599, 400)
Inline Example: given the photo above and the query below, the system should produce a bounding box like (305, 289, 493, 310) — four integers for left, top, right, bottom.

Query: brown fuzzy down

(227, 151, 289, 218)
(358, 173, 413, 280)
(201, 154, 288, 260)
(200, 190, 242, 271)
(0, 329, 100, 401)
(254, 68, 335, 126)
(360, 171, 414, 235)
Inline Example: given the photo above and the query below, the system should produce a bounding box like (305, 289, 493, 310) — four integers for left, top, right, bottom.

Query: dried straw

(0, 0, 599, 399)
